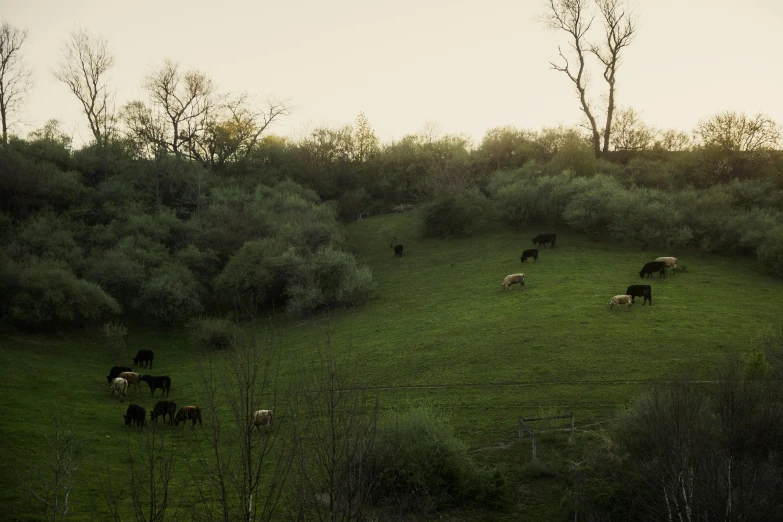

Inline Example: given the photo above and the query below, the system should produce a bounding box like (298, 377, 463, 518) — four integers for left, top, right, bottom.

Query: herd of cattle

(106, 349, 273, 431)
(499, 233, 679, 311)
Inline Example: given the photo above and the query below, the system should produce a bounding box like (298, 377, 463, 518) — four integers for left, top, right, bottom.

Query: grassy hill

(2, 210, 782, 520)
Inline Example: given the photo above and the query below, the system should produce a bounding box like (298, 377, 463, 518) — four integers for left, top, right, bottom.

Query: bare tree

(54, 29, 115, 148)
(125, 58, 214, 157)
(189, 93, 290, 169)
(287, 332, 379, 521)
(610, 106, 656, 151)
(694, 111, 781, 152)
(128, 426, 182, 522)
(192, 321, 292, 522)
(17, 414, 84, 521)
(544, 0, 637, 158)
(544, 0, 601, 157)
(0, 20, 33, 144)
(591, 0, 636, 155)
(352, 112, 379, 162)
(654, 128, 690, 151)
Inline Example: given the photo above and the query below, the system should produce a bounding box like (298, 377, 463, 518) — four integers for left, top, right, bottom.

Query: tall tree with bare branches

(544, 0, 601, 157)
(54, 29, 115, 148)
(123, 58, 214, 158)
(591, 0, 636, 155)
(543, 0, 637, 158)
(0, 20, 33, 145)
(189, 92, 290, 169)
(17, 415, 84, 521)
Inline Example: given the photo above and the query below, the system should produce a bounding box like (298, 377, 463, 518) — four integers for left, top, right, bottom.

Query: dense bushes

(490, 169, 783, 272)
(369, 406, 509, 514)
(423, 189, 491, 238)
(136, 263, 205, 325)
(286, 247, 375, 317)
(572, 362, 783, 521)
(6, 262, 121, 329)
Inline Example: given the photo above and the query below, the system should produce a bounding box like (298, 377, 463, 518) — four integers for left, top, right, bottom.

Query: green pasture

(2, 211, 782, 520)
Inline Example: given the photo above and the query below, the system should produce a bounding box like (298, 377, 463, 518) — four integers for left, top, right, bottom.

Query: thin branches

(0, 20, 33, 144)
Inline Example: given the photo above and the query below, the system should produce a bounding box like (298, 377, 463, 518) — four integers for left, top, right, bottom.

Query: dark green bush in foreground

(369, 406, 510, 515)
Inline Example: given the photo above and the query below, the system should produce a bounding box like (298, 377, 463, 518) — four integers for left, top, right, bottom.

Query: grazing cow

(501, 273, 525, 290)
(639, 261, 666, 279)
(106, 365, 132, 384)
(520, 248, 539, 263)
(151, 400, 177, 425)
(626, 285, 652, 306)
(609, 295, 632, 311)
(655, 256, 678, 275)
(252, 410, 274, 431)
(133, 349, 154, 369)
(393, 244, 404, 257)
(111, 377, 128, 402)
(124, 404, 146, 429)
(140, 375, 171, 397)
(532, 233, 557, 248)
(118, 372, 142, 393)
(175, 406, 203, 429)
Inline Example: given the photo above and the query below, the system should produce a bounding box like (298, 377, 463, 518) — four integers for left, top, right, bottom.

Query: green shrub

(136, 263, 204, 325)
(9, 262, 121, 329)
(336, 187, 372, 221)
(85, 248, 146, 309)
(369, 405, 510, 514)
(548, 138, 596, 177)
(757, 225, 783, 277)
(423, 189, 490, 238)
(187, 316, 240, 351)
(286, 247, 375, 317)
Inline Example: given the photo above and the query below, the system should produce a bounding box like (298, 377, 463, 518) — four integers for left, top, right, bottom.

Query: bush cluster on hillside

(490, 169, 783, 265)
(0, 142, 374, 329)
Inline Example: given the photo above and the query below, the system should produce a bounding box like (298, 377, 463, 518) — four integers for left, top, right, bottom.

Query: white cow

(609, 295, 632, 311)
(111, 377, 128, 402)
(502, 273, 526, 290)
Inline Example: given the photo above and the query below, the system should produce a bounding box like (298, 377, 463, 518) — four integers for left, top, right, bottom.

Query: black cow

(124, 404, 146, 429)
(626, 285, 652, 306)
(639, 261, 666, 279)
(532, 233, 557, 248)
(106, 365, 132, 384)
(520, 248, 539, 263)
(141, 375, 171, 397)
(133, 349, 154, 369)
(393, 244, 404, 257)
(151, 400, 177, 425)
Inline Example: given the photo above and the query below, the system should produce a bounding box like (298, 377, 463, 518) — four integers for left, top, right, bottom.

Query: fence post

(519, 419, 523, 442)
(570, 412, 575, 434)
(532, 433, 537, 460)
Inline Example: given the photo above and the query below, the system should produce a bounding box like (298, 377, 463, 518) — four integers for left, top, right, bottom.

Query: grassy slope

(1, 211, 782, 520)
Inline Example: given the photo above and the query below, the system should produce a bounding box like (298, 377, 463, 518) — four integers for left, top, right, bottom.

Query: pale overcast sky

(3, 0, 783, 147)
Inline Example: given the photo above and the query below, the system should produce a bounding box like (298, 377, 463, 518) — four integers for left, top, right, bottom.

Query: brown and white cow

(655, 256, 679, 275)
(118, 371, 142, 393)
(252, 410, 274, 431)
